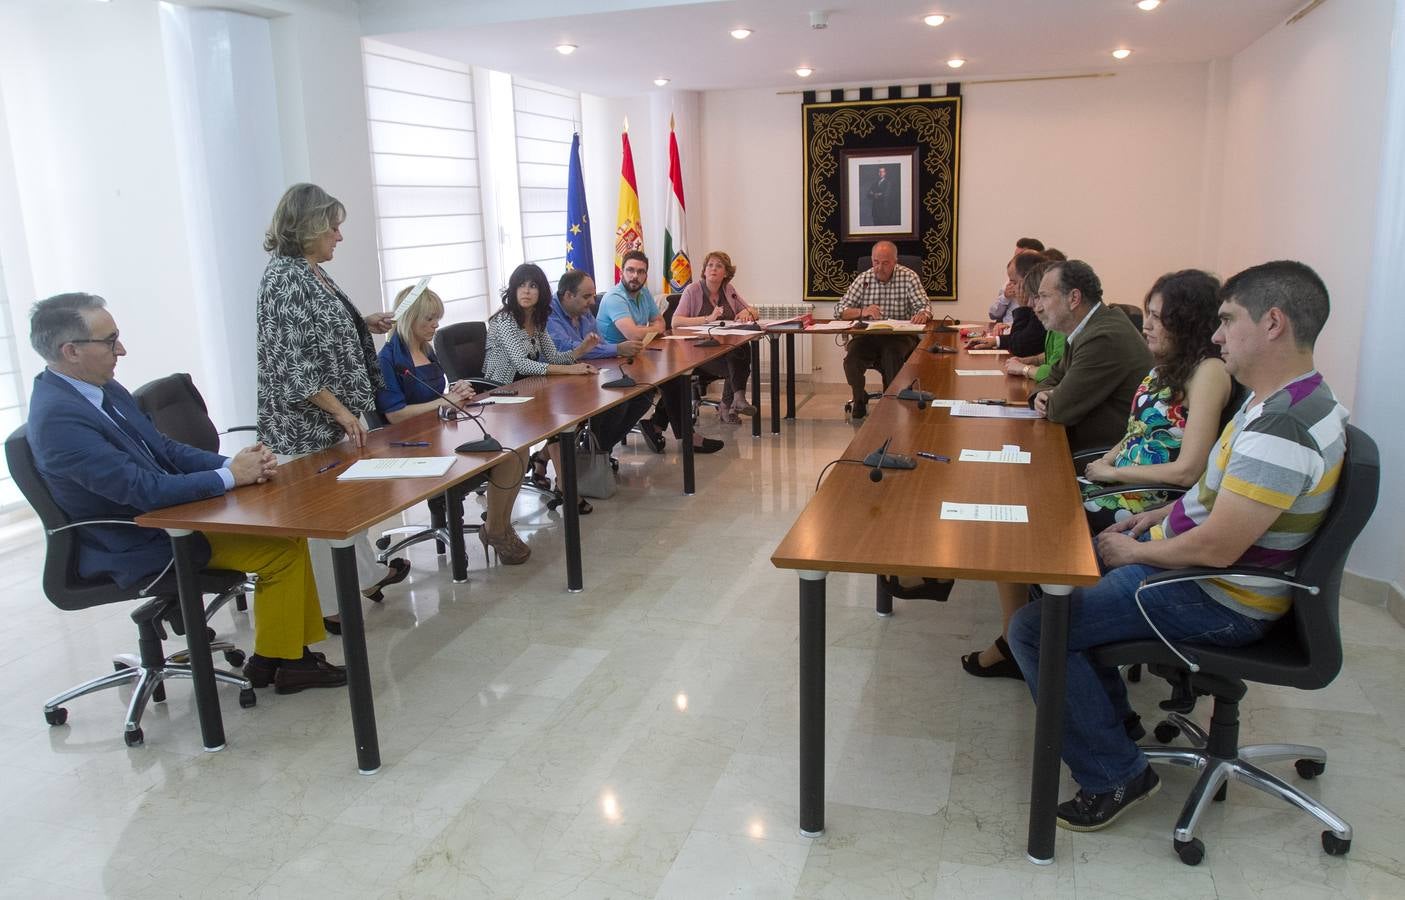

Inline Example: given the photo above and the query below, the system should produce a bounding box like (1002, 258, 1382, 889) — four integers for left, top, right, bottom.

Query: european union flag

(564, 132, 594, 279)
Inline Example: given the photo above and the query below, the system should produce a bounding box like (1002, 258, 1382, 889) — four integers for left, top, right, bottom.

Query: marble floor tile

(655, 829, 813, 899)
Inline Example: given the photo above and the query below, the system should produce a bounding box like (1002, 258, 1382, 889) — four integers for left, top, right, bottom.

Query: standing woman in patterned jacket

(255, 183, 411, 635)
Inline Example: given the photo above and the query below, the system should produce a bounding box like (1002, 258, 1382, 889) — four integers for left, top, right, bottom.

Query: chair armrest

(219, 425, 258, 436)
(1080, 483, 1188, 502)
(1140, 566, 1320, 595)
(465, 379, 501, 391)
(1072, 446, 1114, 463)
(46, 517, 141, 535)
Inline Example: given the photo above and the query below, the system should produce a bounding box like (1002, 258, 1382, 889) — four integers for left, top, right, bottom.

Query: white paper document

(954, 369, 1007, 376)
(475, 396, 532, 405)
(950, 401, 1042, 419)
(337, 457, 456, 480)
(965, 349, 1009, 355)
(806, 320, 854, 332)
(861, 319, 928, 332)
(959, 444, 1032, 464)
(940, 502, 1029, 523)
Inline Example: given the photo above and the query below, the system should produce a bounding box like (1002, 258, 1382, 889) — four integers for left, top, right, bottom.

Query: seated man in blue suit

(26, 292, 343, 695)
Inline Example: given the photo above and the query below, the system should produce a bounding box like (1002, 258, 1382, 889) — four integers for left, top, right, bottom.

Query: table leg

(785, 333, 796, 420)
(1027, 582, 1073, 864)
(875, 573, 893, 617)
(677, 375, 695, 495)
(560, 428, 584, 593)
(799, 569, 827, 837)
(447, 486, 468, 584)
(750, 342, 762, 440)
(333, 538, 380, 775)
(167, 528, 225, 752)
(768, 335, 781, 435)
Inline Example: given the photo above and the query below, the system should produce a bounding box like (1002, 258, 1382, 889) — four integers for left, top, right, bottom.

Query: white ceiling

(361, 0, 1308, 96)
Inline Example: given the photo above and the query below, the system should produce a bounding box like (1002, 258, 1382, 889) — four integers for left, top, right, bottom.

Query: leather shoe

(244, 648, 333, 688)
(638, 421, 667, 453)
(322, 615, 341, 636)
(693, 436, 724, 454)
(274, 657, 348, 694)
(880, 575, 954, 602)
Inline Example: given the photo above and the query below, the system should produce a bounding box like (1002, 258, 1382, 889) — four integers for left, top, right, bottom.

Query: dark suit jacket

(27, 370, 229, 587)
(1037, 304, 1154, 453)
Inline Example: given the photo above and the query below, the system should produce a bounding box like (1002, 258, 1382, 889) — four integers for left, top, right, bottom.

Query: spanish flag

(614, 124, 643, 282)
(663, 116, 691, 294)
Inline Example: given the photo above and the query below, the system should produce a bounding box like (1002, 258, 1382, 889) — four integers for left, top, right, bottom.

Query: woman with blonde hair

(255, 183, 409, 633)
(672, 250, 759, 424)
(376, 283, 529, 563)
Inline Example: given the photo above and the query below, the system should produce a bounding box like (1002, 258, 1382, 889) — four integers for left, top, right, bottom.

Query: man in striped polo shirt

(1006, 260, 1348, 832)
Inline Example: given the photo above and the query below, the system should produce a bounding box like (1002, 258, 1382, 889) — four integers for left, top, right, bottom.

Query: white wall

(1215, 0, 1394, 410)
(697, 64, 1217, 382)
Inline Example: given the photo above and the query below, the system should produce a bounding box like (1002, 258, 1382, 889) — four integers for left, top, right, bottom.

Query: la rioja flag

(662, 116, 691, 294)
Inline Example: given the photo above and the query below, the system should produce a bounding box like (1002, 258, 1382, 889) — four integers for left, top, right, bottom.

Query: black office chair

(133, 373, 256, 612)
(6, 426, 256, 747)
(433, 321, 558, 508)
(1089, 424, 1379, 866)
(1112, 303, 1145, 332)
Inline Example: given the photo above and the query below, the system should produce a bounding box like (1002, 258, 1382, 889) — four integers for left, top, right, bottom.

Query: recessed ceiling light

(731, 28, 753, 40)
(946, 58, 965, 69)
(1112, 48, 1132, 59)
(1137, 0, 1161, 10)
(555, 43, 577, 55)
(795, 66, 814, 78)
(923, 14, 946, 27)
(654, 77, 671, 86)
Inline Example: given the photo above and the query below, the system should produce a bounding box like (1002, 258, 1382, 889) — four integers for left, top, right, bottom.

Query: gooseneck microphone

(862, 435, 918, 480)
(867, 437, 892, 482)
(398, 366, 502, 453)
(693, 323, 722, 347)
(896, 377, 933, 409)
(602, 356, 637, 389)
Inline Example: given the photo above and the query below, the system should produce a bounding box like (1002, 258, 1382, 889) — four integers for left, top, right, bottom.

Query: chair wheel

(1296, 759, 1326, 780)
(124, 727, 144, 747)
(1154, 722, 1181, 743)
(1322, 831, 1350, 856)
(375, 536, 391, 551)
(45, 707, 68, 726)
(546, 497, 562, 511)
(1174, 837, 1205, 866)
(235, 593, 248, 612)
(224, 649, 246, 667)
(1126, 663, 1142, 683)
(239, 688, 257, 709)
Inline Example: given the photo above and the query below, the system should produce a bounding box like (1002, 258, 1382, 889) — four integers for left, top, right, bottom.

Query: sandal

(879, 575, 954, 602)
(961, 635, 1025, 680)
(528, 450, 552, 490)
(362, 557, 410, 602)
(553, 482, 591, 515)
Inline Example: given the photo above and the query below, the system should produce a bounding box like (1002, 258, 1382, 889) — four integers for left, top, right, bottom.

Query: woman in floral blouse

(255, 183, 410, 632)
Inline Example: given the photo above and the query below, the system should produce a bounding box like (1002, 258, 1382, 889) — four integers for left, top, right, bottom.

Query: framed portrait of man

(840, 148, 918, 241)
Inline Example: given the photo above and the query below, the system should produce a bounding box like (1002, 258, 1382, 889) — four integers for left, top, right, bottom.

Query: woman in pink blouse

(674, 250, 759, 424)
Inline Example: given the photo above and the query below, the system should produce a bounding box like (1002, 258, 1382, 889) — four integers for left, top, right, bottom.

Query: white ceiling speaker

(810, 10, 829, 30)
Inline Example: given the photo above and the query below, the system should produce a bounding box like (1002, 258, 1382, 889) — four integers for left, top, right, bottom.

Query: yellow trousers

(205, 533, 324, 660)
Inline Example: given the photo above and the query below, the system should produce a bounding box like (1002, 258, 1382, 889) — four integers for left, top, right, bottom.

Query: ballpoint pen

(916, 451, 950, 462)
(973, 399, 1015, 406)
(316, 461, 340, 473)
(390, 441, 431, 447)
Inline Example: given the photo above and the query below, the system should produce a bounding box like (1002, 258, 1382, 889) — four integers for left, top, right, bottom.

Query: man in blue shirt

(597, 251, 722, 454)
(548, 270, 654, 454)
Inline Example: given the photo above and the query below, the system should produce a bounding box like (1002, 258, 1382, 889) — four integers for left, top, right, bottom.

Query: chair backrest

(433, 321, 488, 382)
(857, 254, 923, 274)
(132, 373, 219, 453)
(1281, 424, 1380, 689)
(662, 293, 682, 330)
(1112, 303, 1144, 332)
(4, 425, 124, 611)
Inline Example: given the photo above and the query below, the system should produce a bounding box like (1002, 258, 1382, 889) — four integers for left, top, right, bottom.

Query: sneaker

(693, 436, 724, 454)
(638, 421, 667, 454)
(1056, 767, 1160, 832)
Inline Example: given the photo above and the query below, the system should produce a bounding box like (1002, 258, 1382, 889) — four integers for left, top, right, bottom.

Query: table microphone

(693, 323, 722, 347)
(602, 356, 637, 388)
(896, 376, 933, 408)
(862, 435, 917, 481)
(397, 366, 502, 453)
(867, 437, 892, 482)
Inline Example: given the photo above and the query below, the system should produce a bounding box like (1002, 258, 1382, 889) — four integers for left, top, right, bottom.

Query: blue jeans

(1006, 551, 1271, 793)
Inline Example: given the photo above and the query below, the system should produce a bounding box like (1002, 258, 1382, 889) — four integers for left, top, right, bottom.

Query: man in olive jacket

(1029, 260, 1153, 453)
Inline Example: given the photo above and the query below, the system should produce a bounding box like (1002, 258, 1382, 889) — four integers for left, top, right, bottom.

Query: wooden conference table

(136, 331, 761, 773)
(771, 329, 1101, 865)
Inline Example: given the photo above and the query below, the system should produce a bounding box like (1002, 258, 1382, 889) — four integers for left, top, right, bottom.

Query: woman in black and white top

(484, 263, 598, 513)
(255, 183, 411, 634)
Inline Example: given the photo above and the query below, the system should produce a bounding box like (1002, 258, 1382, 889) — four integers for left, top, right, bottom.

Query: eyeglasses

(67, 334, 120, 352)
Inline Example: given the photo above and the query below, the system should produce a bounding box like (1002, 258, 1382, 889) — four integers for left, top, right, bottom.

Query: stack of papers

(940, 502, 1029, 523)
(954, 369, 1007, 377)
(966, 349, 1009, 356)
(949, 401, 1041, 419)
(337, 457, 456, 480)
(958, 444, 1032, 464)
(806, 320, 854, 332)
